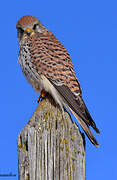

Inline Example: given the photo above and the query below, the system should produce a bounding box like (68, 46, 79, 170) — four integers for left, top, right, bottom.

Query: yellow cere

(25, 28, 35, 37)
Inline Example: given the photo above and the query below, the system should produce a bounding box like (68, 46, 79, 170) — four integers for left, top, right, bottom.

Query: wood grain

(17, 96, 85, 180)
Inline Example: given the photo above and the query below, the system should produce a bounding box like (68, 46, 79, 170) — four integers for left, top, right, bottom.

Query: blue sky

(0, 0, 117, 179)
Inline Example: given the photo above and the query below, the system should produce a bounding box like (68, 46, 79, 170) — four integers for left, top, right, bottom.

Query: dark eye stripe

(17, 27, 24, 34)
(33, 24, 37, 30)
(17, 28, 24, 40)
(33, 24, 40, 31)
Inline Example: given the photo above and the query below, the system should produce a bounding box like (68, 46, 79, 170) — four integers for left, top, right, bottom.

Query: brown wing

(31, 30, 100, 146)
(48, 79, 100, 146)
(32, 30, 81, 96)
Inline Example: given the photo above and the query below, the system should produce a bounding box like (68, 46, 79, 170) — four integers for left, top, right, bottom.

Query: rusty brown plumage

(31, 31, 81, 95)
(16, 15, 100, 146)
(17, 15, 39, 29)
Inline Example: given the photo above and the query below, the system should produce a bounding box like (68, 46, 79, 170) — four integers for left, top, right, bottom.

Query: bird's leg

(37, 90, 47, 103)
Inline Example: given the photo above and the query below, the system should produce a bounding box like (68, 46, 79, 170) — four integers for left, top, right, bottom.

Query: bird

(16, 15, 100, 147)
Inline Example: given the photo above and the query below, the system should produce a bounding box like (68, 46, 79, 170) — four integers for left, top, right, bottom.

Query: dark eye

(33, 24, 40, 31)
(17, 28, 24, 40)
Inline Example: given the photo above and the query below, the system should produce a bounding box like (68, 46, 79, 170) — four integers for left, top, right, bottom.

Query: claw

(37, 90, 47, 103)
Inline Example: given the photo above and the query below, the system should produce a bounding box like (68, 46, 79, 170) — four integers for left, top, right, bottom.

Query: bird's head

(16, 15, 46, 41)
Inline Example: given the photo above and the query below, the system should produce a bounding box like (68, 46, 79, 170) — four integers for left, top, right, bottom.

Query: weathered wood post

(17, 95, 85, 180)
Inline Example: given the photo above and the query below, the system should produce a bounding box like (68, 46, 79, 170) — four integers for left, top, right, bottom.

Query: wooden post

(17, 95, 85, 180)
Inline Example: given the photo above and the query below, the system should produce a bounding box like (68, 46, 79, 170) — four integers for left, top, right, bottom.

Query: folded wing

(48, 78, 100, 147)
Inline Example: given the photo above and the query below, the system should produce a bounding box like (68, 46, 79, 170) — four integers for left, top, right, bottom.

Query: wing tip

(92, 139, 100, 147)
(95, 144, 100, 147)
(75, 115, 99, 147)
(95, 127, 100, 134)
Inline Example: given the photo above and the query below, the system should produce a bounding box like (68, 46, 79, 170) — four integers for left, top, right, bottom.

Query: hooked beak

(25, 28, 35, 37)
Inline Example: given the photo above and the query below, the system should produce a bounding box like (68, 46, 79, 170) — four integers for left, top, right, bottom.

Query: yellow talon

(37, 90, 47, 103)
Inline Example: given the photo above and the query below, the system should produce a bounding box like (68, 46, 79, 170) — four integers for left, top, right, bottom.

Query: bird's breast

(18, 45, 43, 92)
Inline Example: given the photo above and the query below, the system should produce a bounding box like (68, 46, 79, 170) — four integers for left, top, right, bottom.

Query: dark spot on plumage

(54, 55, 59, 58)
(42, 68, 47, 71)
(47, 61, 52, 65)
(42, 64, 51, 69)
(60, 68, 66, 72)
(35, 63, 41, 68)
(53, 72, 61, 77)
(74, 89, 80, 94)
(36, 55, 43, 59)
(52, 63, 57, 66)
(25, 62, 29, 66)
(62, 58, 67, 62)
(59, 78, 64, 81)
(70, 84, 78, 89)
(54, 48, 61, 52)
(70, 79, 78, 82)
(47, 53, 54, 58)
(59, 73, 64, 77)
(66, 73, 74, 77)
(43, 42, 48, 45)
(47, 70, 52, 74)
(53, 67, 58, 71)
(57, 61, 62, 65)
(58, 53, 64, 56)
(23, 48, 28, 53)
(41, 37, 51, 41)
(27, 43, 32, 48)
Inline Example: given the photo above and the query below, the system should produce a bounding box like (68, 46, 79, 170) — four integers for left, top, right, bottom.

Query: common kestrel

(16, 15, 100, 146)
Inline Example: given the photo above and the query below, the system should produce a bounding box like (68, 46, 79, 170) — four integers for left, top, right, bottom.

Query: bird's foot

(37, 90, 47, 103)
